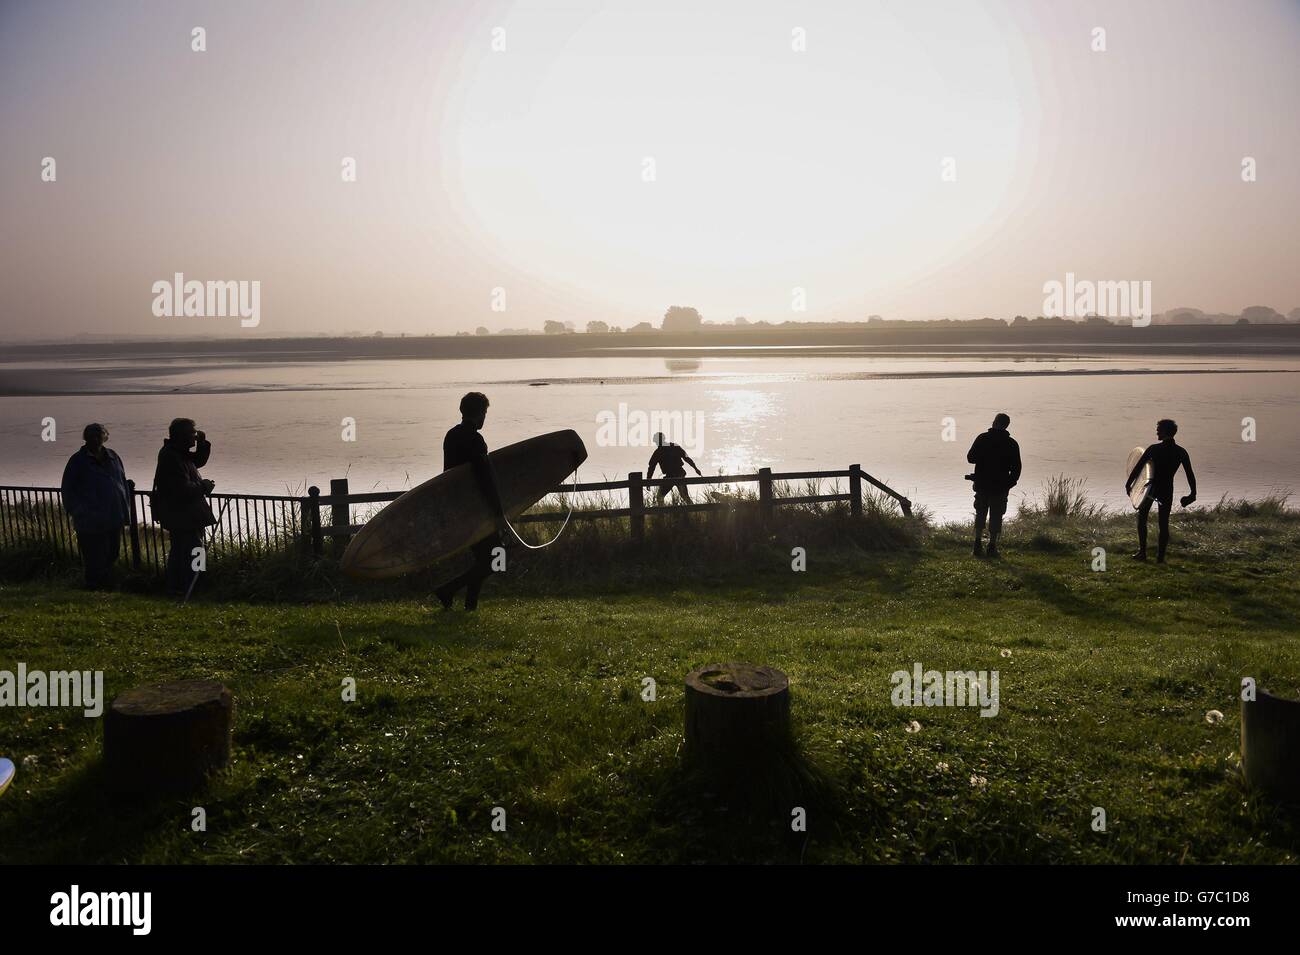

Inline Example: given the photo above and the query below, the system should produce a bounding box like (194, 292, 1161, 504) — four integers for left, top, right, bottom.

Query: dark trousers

(438, 534, 500, 610)
(1137, 495, 1171, 557)
(657, 476, 691, 503)
(77, 530, 121, 588)
(974, 491, 1008, 542)
(166, 528, 203, 594)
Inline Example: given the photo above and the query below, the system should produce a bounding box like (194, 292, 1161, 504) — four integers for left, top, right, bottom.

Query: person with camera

(966, 412, 1021, 558)
(151, 417, 217, 595)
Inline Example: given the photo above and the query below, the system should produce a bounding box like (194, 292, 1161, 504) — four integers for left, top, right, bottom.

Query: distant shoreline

(3, 323, 1300, 365)
(0, 364, 1294, 398)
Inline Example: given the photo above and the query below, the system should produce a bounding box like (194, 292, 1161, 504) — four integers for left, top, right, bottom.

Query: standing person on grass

(1125, 418, 1197, 564)
(151, 418, 217, 595)
(966, 412, 1021, 559)
(434, 392, 509, 611)
(60, 423, 130, 589)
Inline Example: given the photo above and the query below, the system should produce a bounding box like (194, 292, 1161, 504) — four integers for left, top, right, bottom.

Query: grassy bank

(1, 503, 1298, 864)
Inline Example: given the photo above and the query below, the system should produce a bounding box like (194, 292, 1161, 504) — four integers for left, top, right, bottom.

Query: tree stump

(684, 663, 791, 766)
(104, 680, 234, 794)
(1242, 688, 1300, 802)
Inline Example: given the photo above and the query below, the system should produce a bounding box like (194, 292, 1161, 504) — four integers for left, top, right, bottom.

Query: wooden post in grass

(307, 486, 323, 556)
(329, 477, 350, 551)
(126, 479, 143, 569)
(684, 663, 790, 765)
(848, 464, 862, 517)
(1242, 688, 1300, 801)
(628, 471, 644, 544)
(758, 467, 773, 523)
(104, 680, 234, 793)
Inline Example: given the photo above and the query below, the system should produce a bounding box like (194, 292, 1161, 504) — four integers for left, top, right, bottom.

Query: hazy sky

(2, 0, 1298, 339)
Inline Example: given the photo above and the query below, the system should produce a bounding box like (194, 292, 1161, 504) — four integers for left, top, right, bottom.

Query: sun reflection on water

(703, 388, 780, 476)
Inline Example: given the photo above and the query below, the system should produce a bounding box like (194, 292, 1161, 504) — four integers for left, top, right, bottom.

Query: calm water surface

(1, 353, 1295, 521)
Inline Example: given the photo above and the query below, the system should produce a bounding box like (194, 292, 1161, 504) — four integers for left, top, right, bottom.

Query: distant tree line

(457, 303, 1300, 336)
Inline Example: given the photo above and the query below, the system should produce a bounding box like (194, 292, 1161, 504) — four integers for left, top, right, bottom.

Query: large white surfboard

(341, 430, 587, 579)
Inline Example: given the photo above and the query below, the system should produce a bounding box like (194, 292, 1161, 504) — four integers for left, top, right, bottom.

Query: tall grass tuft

(1208, 491, 1292, 519)
(1020, 474, 1106, 520)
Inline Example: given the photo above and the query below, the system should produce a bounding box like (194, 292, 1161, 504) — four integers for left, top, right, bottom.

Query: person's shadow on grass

(995, 557, 1148, 630)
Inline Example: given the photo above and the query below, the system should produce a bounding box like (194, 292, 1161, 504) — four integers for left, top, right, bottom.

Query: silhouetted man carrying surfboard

(646, 432, 701, 504)
(967, 412, 1021, 558)
(435, 392, 508, 610)
(1125, 418, 1197, 564)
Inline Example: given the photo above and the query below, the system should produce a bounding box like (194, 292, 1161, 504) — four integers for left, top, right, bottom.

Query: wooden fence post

(848, 464, 862, 517)
(126, 479, 143, 569)
(758, 467, 773, 522)
(307, 486, 323, 557)
(299, 495, 311, 556)
(628, 472, 644, 543)
(329, 478, 350, 551)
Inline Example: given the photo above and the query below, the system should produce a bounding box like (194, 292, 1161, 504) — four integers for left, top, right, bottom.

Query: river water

(1, 351, 1295, 522)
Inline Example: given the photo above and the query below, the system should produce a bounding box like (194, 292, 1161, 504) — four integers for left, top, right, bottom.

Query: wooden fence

(0, 465, 912, 570)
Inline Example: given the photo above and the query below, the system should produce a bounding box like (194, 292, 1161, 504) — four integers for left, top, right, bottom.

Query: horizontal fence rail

(0, 464, 912, 570)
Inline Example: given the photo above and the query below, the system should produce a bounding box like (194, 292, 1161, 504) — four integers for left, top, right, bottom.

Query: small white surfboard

(1125, 446, 1152, 508)
(0, 758, 15, 797)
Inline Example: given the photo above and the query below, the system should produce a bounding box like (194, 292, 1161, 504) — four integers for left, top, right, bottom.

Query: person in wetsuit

(646, 431, 702, 504)
(434, 392, 508, 610)
(966, 412, 1022, 558)
(1125, 418, 1197, 563)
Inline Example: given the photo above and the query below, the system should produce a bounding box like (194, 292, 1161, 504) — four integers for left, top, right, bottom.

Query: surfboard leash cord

(501, 467, 579, 550)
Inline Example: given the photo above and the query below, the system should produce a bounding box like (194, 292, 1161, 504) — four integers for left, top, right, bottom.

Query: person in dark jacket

(966, 412, 1021, 558)
(152, 418, 216, 594)
(60, 423, 130, 588)
(434, 392, 508, 611)
(646, 432, 702, 503)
